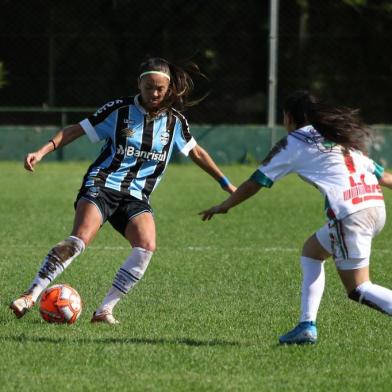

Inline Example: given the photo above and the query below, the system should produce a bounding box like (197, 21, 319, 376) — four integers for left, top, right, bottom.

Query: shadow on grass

(0, 334, 242, 347)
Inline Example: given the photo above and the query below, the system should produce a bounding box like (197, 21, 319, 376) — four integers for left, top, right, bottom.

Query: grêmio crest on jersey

(160, 131, 170, 145)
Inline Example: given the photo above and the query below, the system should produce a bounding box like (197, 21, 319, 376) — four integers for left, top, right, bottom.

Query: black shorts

(74, 186, 154, 236)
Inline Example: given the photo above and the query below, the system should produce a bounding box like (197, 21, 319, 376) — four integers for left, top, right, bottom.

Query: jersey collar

(134, 94, 168, 119)
(294, 125, 316, 134)
(290, 125, 322, 144)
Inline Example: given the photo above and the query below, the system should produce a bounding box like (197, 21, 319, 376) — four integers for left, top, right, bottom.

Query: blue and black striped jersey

(79, 95, 197, 200)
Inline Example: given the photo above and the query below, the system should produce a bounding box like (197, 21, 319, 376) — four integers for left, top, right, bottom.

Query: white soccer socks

(27, 236, 85, 302)
(349, 281, 392, 315)
(96, 247, 153, 314)
(300, 256, 326, 323)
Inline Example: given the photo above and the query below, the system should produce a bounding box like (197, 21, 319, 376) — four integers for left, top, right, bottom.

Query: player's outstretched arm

(24, 124, 85, 172)
(379, 171, 392, 189)
(189, 144, 237, 194)
(199, 179, 262, 221)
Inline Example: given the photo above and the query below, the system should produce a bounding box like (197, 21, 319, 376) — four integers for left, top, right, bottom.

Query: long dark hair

(138, 57, 207, 111)
(283, 90, 371, 153)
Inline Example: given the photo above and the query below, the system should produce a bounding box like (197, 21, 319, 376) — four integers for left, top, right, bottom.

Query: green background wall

(1, 125, 391, 167)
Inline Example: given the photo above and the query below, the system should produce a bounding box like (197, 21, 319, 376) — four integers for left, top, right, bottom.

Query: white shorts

(316, 206, 386, 270)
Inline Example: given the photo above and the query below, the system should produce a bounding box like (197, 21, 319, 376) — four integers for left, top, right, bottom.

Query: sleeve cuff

(79, 119, 100, 143)
(373, 162, 385, 180)
(249, 170, 274, 188)
(180, 137, 197, 156)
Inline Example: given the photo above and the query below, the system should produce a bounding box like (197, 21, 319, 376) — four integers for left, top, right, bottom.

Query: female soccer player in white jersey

(10, 57, 236, 324)
(200, 90, 392, 344)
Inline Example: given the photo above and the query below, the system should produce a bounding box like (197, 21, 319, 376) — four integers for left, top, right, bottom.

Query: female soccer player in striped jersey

(200, 90, 392, 344)
(10, 57, 236, 324)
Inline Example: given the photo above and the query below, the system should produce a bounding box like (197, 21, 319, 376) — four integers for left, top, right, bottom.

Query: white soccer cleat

(10, 294, 35, 318)
(91, 310, 120, 325)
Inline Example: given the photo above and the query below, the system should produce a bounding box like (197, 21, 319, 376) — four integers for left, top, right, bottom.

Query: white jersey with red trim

(251, 125, 385, 220)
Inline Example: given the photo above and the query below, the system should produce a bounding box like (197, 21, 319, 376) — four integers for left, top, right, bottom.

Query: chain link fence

(0, 0, 391, 126)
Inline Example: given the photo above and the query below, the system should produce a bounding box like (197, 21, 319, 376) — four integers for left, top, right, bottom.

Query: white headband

(139, 71, 171, 80)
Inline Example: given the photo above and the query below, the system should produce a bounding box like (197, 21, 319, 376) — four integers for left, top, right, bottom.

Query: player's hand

(199, 204, 228, 221)
(223, 183, 237, 194)
(24, 152, 43, 172)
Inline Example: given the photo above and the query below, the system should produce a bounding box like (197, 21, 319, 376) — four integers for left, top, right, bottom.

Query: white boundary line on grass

(3, 245, 296, 251)
(3, 244, 392, 254)
(185, 246, 299, 252)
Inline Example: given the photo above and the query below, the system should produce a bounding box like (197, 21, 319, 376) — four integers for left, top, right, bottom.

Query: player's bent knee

(133, 241, 156, 253)
(348, 284, 392, 315)
(71, 230, 95, 247)
(145, 243, 156, 253)
(50, 236, 85, 264)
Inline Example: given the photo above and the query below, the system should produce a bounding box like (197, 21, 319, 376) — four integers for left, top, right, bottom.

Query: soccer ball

(39, 284, 82, 324)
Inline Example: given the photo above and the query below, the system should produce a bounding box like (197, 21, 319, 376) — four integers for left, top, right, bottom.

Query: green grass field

(1, 162, 392, 391)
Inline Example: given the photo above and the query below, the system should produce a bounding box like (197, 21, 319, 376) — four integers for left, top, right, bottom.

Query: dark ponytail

(283, 90, 371, 153)
(139, 57, 207, 111)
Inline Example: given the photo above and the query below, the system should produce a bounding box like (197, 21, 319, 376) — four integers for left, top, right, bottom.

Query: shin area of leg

(96, 247, 153, 314)
(300, 256, 326, 322)
(28, 236, 85, 301)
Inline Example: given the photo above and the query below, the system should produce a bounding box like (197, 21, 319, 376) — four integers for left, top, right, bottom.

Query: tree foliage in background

(0, 0, 391, 124)
(280, 0, 392, 123)
(0, 62, 6, 88)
